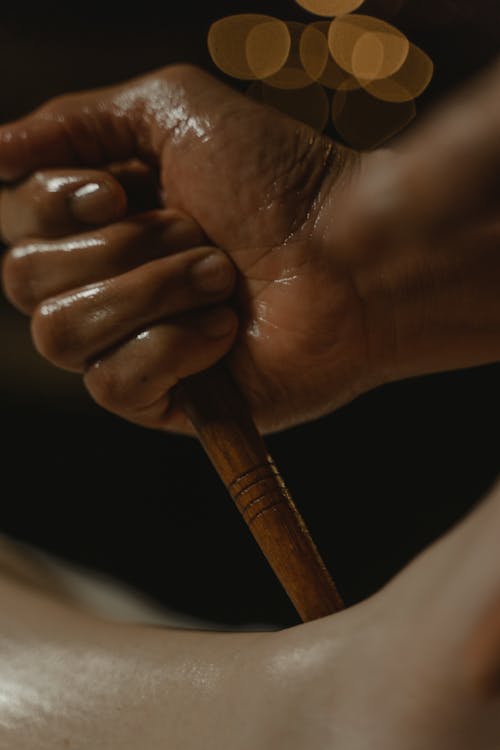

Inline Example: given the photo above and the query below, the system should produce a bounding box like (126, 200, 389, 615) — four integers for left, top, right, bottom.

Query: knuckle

(163, 62, 206, 83)
(31, 301, 80, 370)
(2, 245, 38, 313)
(37, 92, 75, 117)
(159, 209, 206, 247)
(85, 363, 125, 410)
(29, 174, 69, 232)
(85, 360, 152, 412)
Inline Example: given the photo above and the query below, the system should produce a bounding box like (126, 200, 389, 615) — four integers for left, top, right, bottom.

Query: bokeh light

(351, 32, 385, 79)
(295, 0, 365, 17)
(300, 21, 360, 89)
(328, 14, 410, 81)
(263, 22, 314, 89)
(208, 14, 290, 80)
(361, 44, 434, 102)
(246, 20, 292, 80)
(299, 23, 329, 80)
(208, 6, 433, 149)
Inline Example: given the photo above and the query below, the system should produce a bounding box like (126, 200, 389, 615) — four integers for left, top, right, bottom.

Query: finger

(0, 64, 272, 207)
(3, 209, 205, 314)
(83, 307, 238, 431)
(0, 64, 341, 255)
(0, 168, 128, 244)
(31, 246, 236, 372)
(333, 56, 500, 248)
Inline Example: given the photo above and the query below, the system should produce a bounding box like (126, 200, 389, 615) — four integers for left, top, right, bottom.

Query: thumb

(0, 64, 217, 182)
(0, 86, 137, 181)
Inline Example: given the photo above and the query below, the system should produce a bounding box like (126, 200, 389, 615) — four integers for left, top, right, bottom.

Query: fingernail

(200, 307, 236, 338)
(190, 251, 234, 293)
(70, 182, 122, 224)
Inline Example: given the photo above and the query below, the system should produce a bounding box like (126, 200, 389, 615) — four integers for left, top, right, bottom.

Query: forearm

(0, 573, 269, 750)
(317, 134, 500, 388)
(354, 216, 500, 385)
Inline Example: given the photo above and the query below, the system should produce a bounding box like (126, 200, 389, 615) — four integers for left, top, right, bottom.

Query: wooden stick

(178, 362, 344, 623)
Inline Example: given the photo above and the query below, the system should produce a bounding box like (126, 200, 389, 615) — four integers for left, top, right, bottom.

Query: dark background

(1, 2, 499, 628)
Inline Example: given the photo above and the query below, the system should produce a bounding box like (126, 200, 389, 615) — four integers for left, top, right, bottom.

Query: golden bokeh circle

(246, 20, 292, 80)
(263, 21, 314, 89)
(295, 0, 365, 18)
(328, 14, 410, 81)
(208, 14, 290, 80)
(300, 21, 360, 90)
(351, 32, 385, 80)
(209, 10, 432, 147)
(300, 23, 329, 81)
(362, 44, 434, 102)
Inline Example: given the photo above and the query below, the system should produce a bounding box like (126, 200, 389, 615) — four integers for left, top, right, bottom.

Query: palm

(152, 68, 369, 430)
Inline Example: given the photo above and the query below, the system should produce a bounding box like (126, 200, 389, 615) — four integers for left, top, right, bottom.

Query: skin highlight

(2, 479, 500, 749)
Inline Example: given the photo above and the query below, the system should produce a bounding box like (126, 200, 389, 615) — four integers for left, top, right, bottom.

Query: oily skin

(0, 66, 371, 435)
(4, 65, 500, 435)
(0, 66, 370, 434)
(1, 481, 500, 749)
(1, 39, 500, 750)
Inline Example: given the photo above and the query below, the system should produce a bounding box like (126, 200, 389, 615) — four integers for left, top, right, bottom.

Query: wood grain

(178, 363, 344, 623)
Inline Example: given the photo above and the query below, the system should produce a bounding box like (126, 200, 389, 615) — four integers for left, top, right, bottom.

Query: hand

(4, 61, 500, 436)
(0, 65, 372, 434)
(2, 478, 500, 749)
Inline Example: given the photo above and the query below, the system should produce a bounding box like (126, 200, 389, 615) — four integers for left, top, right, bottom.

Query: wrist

(312, 147, 394, 394)
(354, 221, 500, 386)
(320, 147, 500, 389)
